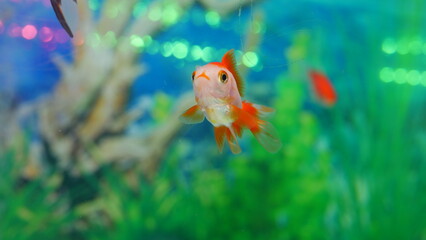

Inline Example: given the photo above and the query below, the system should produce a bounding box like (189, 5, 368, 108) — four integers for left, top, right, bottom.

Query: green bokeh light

(235, 50, 244, 65)
(201, 47, 215, 62)
(130, 35, 144, 48)
(205, 11, 220, 27)
(394, 68, 406, 84)
(88, 0, 100, 11)
(162, 5, 179, 25)
(191, 45, 203, 60)
(242, 52, 259, 68)
(106, 6, 119, 19)
(173, 41, 189, 59)
(407, 70, 420, 85)
(148, 6, 162, 22)
(379, 67, 393, 82)
(88, 33, 101, 48)
(382, 38, 396, 54)
(103, 31, 117, 48)
(161, 42, 173, 57)
(252, 20, 265, 34)
(396, 39, 409, 55)
(409, 38, 423, 55)
(143, 35, 153, 47)
(133, 2, 147, 17)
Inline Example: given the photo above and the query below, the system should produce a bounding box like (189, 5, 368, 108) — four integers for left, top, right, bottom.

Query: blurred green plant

(0, 132, 76, 240)
(151, 91, 173, 123)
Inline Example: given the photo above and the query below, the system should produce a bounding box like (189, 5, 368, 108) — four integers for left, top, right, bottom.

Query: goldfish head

(192, 63, 238, 102)
(191, 50, 244, 108)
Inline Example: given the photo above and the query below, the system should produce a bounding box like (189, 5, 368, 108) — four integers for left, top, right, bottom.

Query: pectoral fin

(179, 105, 205, 124)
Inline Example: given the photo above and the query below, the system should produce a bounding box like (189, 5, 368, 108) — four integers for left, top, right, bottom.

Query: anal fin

(225, 127, 241, 154)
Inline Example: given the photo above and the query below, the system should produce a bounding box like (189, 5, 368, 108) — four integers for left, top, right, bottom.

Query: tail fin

(251, 120, 282, 153)
(233, 102, 282, 153)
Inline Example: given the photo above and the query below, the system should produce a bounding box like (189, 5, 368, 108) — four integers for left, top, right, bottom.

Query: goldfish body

(308, 70, 337, 107)
(180, 50, 282, 154)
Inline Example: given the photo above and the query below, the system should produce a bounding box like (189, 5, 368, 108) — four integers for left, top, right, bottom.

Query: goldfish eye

(218, 70, 228, 83)
(191, 71, 195, 81)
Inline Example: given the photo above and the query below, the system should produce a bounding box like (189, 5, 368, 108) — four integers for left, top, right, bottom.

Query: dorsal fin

(222, 49, 244, 97)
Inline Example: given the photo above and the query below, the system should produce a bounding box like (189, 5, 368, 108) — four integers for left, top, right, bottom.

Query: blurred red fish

(308, 70, 337, 107)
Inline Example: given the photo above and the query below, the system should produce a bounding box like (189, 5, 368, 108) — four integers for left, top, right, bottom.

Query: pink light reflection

(0, 20, 4, 34)
(22, 24, 38, 40)
(39, 26, 54, 42)
(54, 29, 69, 43)
(8, 24, 22, 37)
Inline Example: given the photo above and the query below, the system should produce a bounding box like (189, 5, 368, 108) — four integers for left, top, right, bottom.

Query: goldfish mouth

(196, 72, 210, 80)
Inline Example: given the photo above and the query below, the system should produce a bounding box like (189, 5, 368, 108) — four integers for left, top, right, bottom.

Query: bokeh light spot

(8, 24, 22, 37)
(191, 45, 203, 60)
(379, 67, 393, 83)
(173, 41, 188, 59)
(106, 6, 119, 19)
(148, 6, 162, 22)
(22, 25, 38, 40)
(394, 68, 406, 84)
(103, 31, 117, 47)
(205, 11, 220, 27)
(382, 38, 396, 54)
(201, 47, 215, 62)
(242, 52, 259, 68)
(161, 42, 173, 57)
(130, 35, 144, 48)
(133, 2, 147, 17)
(88, 33, 101, 47)
(409, 38, 422, 55)
(0, 20, 4, 34)
(397, 39, 409, 55)
(252, 20, 265, 34)
(162, 5, 179, 25)
(407, 70, 420, 86)
(39, 27, 53, 42)
(55, 29, 69, 43)
(235, 50, 244, 65)
(88, 0, 100, 10)
(143, 35, 153, 47)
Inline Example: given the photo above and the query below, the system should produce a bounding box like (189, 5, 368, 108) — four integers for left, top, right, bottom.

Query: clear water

(0, 0, 425, 239)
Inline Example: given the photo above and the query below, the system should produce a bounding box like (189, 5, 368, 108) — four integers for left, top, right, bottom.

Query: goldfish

(180, 49, 282, 154)
(50, 0, 76, 38)
(308, 69, 337, 107)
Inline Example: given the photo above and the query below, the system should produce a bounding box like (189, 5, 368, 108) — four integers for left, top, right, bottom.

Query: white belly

(203, 105, 234, 127)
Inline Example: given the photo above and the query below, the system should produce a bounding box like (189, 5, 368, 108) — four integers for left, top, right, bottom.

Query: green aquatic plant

(0, 133, 76, 240)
